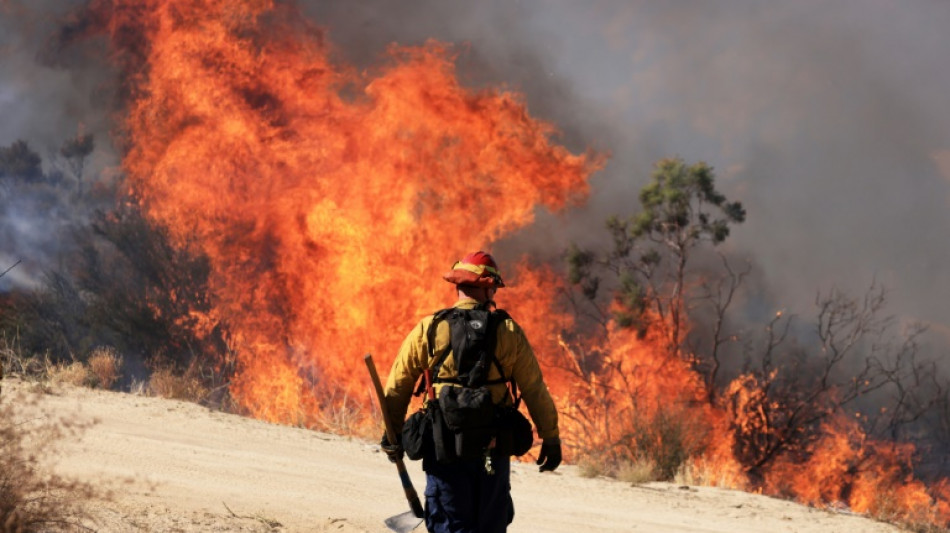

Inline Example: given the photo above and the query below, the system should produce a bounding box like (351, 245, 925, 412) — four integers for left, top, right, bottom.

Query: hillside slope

(10, 380, 901, 533)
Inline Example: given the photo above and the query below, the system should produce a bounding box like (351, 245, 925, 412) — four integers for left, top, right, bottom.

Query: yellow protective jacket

(383, 298, 559, 441)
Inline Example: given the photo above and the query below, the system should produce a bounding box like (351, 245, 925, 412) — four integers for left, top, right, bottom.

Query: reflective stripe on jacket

(383, 298, 559, 440)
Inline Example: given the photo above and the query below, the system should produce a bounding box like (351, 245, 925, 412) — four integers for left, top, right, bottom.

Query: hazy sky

(3, 1, 950, 336)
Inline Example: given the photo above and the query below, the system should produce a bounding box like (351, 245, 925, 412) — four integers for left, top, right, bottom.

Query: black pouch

(437, 386, 497, 461)
(401, 407, 433, 461)
(454, 428, 494, 460)
(431, 404, 458, 463)
(495, 406, 534, 457)
(438, 385, 495, 431)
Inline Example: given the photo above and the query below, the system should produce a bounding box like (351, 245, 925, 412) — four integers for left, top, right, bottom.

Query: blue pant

(423, 456, 514, 533)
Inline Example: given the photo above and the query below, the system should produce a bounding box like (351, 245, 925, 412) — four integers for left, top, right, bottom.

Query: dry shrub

(312, 394, 373, 438)
(898, 520, 949, 533)
(1, 336, 52, 383)
(628, 406, 709, 481)
(576, 454, 610, 479)
(147, 365, 207, 401)
(574, 406, 711, 484)
(49, 361, 90, 387)
(0, 390, 101, 531)
(674, 458, 746, 489)
(617, 457, 659, 485)
(86, 347, 122, 390)
(576, 453, 659, 484)
(861, 488, 949, 533)
(128, 379, 147, 396)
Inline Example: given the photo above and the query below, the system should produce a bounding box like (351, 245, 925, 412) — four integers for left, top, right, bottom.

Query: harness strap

(412, 308, 453, 397)
(412, 305, 517, 404)
(429, 306, 502, 381)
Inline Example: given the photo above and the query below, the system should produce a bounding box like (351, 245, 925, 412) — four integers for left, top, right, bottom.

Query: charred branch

(0, 260, 22, 280)
(731, 282, 945, 481)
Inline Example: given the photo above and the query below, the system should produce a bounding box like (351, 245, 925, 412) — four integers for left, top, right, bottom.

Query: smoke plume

(3, 1, 950, 358)
(302, 1, 950, 336)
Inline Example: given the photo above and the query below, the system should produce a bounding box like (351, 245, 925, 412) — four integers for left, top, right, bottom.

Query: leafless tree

(728, 282, 946, 479)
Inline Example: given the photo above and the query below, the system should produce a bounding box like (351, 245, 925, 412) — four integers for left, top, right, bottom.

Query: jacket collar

(453, 297, 487, 310)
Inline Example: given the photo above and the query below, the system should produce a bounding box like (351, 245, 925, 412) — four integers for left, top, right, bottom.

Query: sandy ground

(6, 380, 902, 533)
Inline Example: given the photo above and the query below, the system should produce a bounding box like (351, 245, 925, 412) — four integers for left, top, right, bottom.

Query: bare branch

(0, 259, 22, 279)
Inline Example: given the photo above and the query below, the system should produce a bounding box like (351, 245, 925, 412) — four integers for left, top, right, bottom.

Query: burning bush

(563, 158, 950, 527)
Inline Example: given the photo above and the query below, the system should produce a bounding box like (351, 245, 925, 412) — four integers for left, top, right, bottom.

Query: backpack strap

(478, 309, 510, 387)
(425, 305, 511, 387)
(412, 307, 453, 397)
(427, 307, 455, 376)
(484, 309, 522, 408)
(412, 306, 524, 408)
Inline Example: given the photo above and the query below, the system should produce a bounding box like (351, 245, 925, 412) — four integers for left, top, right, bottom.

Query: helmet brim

(442, 269, 505, 288)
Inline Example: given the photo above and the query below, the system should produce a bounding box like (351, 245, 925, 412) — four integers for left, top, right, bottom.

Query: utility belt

(402, 371, 533, 465)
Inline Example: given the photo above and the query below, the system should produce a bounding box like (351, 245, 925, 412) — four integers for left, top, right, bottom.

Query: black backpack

(401, 304, 533, 463)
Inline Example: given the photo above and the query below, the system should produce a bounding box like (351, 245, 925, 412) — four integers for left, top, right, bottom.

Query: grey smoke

(4, 0, 950, 335)
(0, 1, 117, 290)
(306, 1, 950, 336)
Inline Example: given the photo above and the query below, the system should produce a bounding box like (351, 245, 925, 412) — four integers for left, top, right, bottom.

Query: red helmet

(442, 251, 505, 288)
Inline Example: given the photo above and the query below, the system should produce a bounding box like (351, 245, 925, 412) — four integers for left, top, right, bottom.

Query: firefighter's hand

(380, 433, 404, 463)
(536, 437, 562, 472)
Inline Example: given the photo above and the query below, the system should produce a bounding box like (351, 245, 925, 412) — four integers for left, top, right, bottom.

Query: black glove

(536, 437, 562, 472)
(380, 433, 404, 463)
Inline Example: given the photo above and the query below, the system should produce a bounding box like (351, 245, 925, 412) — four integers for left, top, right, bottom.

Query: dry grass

(899, 520, 950, 533)
(129, 378, 148, 396)
(86, 347, 122, 390)
(860, 489, 950, 533)
(576, 454, 610, 479)
(39, 347, 122, 390)
(617, 457, 659, 485)
(6, 344, 123, 392)
(673, 458, 746, 489)
(313, 394, 375, 439)
(576, 453, 661, 485)
(49, 361, 91, 387)
(147, 365, 207, 401)
(1, 336, 51, 383)
(630, 407, 708, 481)
(0, 389, 102, 531)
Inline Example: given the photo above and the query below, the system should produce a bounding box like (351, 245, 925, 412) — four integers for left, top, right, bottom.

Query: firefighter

(381, 251, 561, 533)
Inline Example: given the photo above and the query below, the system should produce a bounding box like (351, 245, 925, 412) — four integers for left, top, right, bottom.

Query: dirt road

(11, 381, 900, 533)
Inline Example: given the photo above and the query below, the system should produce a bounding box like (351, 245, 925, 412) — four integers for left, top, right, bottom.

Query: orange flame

(79, 1, 948, 527)
(765, 415, 948, 525)
(98, 0, 600, 425)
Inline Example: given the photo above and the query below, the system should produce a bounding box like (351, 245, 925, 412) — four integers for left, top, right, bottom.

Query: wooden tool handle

(364, 354, 424, 519)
